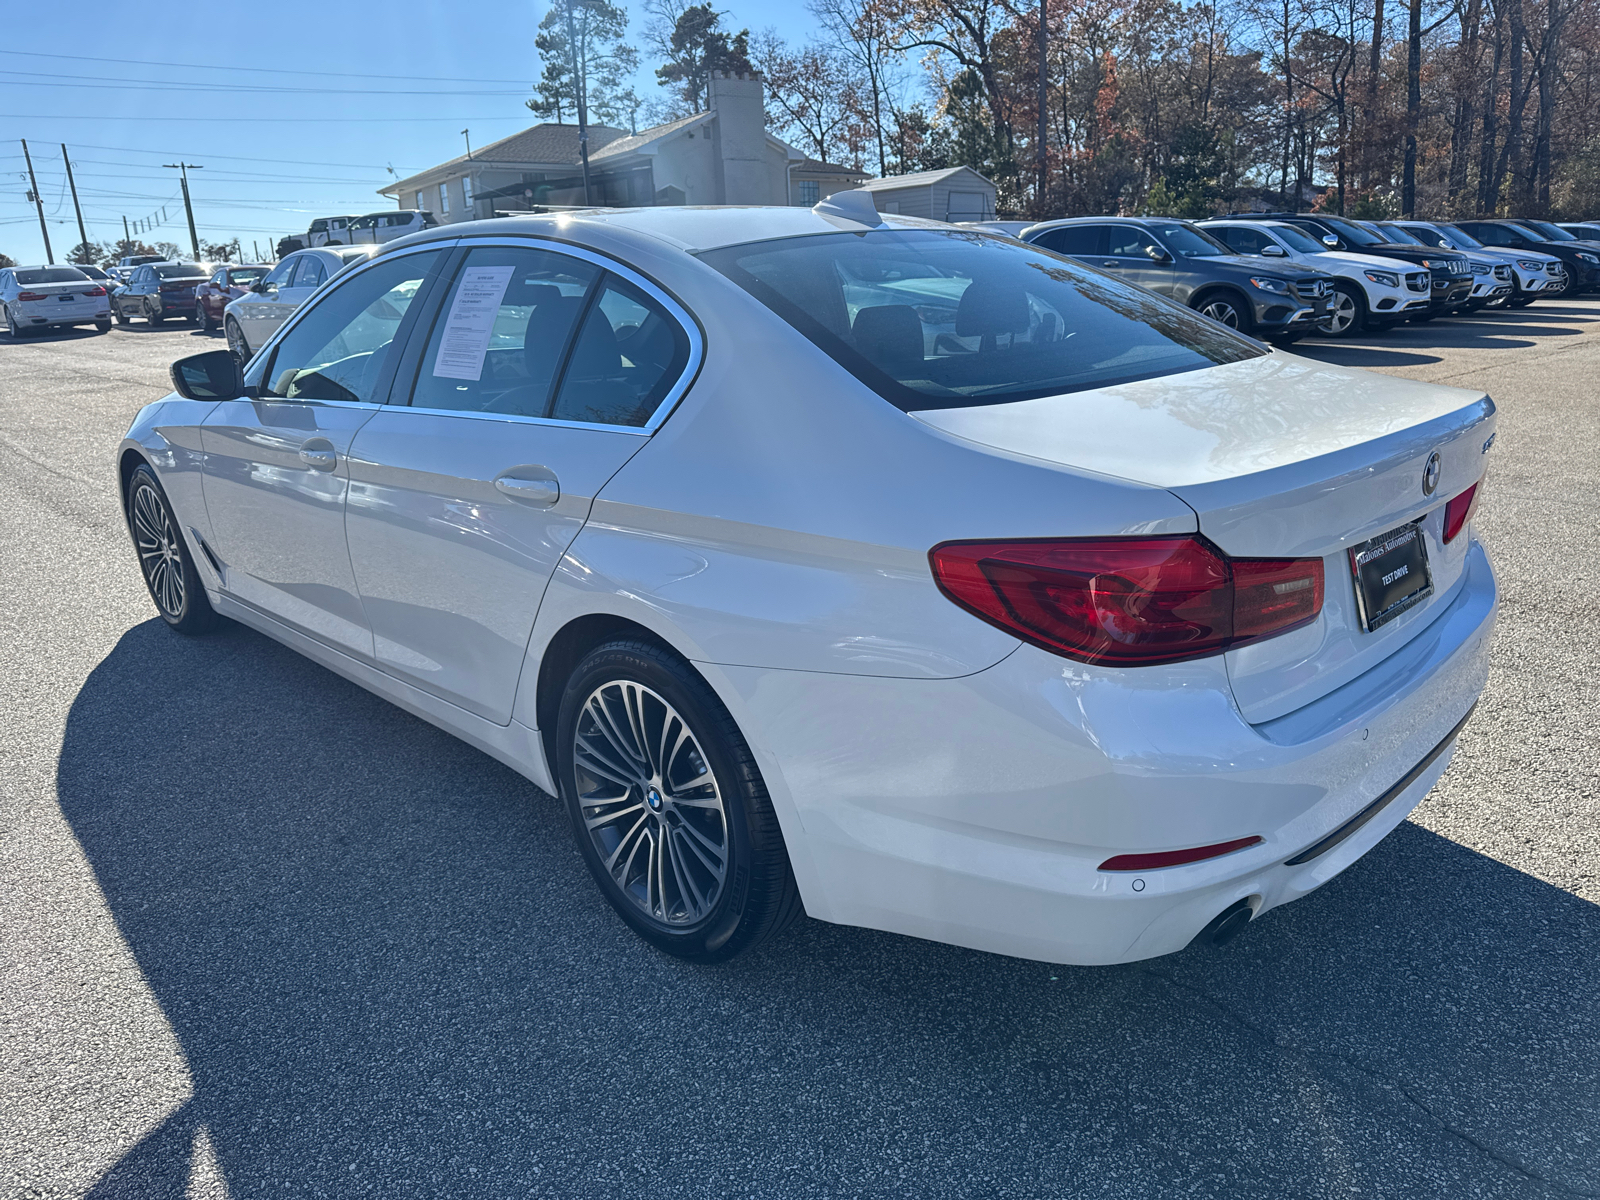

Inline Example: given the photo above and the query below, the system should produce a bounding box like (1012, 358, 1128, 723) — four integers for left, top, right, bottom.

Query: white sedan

(1, 264, 111, 336)
(222, 245, 377, 362)
(118, 195, 1496, 966)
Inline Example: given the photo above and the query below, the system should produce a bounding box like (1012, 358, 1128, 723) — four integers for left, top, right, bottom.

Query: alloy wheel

(130, 480, 186, 619)
(225, 318, 249, 363)
(1326, 289, 1359, 335)
(572, 679, 729, 928)
(1200, 299, 1241, 328)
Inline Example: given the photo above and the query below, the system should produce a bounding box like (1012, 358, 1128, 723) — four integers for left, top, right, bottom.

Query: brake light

(16, 291, 47, 301)
(928, 536, 1324, 666)
(1100, 836, 1263, 871)
(84, 286, 106, 297)
(1442, 482, 1480, 543)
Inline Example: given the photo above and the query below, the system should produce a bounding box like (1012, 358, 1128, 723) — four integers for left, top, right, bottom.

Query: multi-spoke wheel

(225, 316, 250, 364)
(557, 640, 801, 962)
(1324, 283, 1367, 337)
(1194, 291, 1252, 336)
(126, 464, 220, 634)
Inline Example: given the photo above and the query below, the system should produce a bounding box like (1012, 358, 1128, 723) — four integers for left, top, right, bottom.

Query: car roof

(369, 206, 963, 258)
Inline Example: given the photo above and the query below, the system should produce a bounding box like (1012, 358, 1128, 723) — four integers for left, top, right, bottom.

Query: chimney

(707, 70, 774, 205)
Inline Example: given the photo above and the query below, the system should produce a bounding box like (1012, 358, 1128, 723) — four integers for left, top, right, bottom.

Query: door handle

(494, 473, 560, 506)
(299, 443, 337, 471)
(1102, 260, 1119, 268)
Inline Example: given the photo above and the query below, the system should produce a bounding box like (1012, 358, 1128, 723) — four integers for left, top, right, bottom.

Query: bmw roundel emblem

(1422, 451, 1442, 496)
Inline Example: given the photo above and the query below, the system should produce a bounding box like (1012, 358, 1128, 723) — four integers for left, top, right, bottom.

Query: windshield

(155, 264, 208, 279)
(699, 229, 1265, 412)
(1377, 224, 1424, 245)
(1435, 224, 1485, 249)
(228, 267, 268, 285)
(1399, 225, 1448, 247)
(1149, 222, 1231, 258)
(1315, 216, 1388, 248)
(1520, 220, 1573, 241)
(15, 267, 89, 284)
(1271, 224, 1325, 254)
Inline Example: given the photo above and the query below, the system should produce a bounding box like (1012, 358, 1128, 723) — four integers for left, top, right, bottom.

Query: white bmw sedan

(2, 264, 112, 336)
(118, 197, 1496, 965)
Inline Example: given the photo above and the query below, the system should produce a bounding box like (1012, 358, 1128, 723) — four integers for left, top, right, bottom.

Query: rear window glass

(15, 267, 90, 284)
(155, 264, 208, 279)
(228, 268, 268, 285)
(699, 229, 1264, 412)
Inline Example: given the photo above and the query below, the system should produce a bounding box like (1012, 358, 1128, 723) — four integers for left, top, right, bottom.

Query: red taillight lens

(16, 291, 47, 301)
(84, 286, 106, 297)
(929, 537, 1324, 666)
(1442, 482, 1479, 543)
(1099, 836, 1263, 871)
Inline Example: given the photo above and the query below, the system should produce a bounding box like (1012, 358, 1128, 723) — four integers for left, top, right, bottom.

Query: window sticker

(432, 265, 516, 381)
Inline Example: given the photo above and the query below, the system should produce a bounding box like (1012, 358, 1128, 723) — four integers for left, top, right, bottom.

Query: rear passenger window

(549, 277, 691, 427)
(410, 246, 599, 418)
(1034, 225, 1105, 256)
(292, 257, 327, 288)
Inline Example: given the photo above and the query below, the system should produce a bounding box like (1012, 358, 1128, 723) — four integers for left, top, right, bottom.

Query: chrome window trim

(393, 233, 706, 437)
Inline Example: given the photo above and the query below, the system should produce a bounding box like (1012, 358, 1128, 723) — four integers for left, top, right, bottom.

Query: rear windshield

(155, 264, 208, 279)
(698, 229, 1265, 412)
(228, 267, 268, 285)
(15, 267, 89, 284)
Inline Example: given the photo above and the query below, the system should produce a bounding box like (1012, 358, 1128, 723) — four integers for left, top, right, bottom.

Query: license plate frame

(1350, 520, 1433, 632)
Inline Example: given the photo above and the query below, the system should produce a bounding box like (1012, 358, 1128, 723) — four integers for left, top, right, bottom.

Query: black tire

(555, 639, 801, 963)
(125, 464, 222, 635)
(1267, 332, 1302, 346)
(95, 320, 112, 333)
(4, 304, 26, 339)
(114, 302, 131, 326)
(225, 316, 250, 364)
(144, 300, 164, 325)
(197, 304, 216, 332)
(1192, 290, 1254, 336)
(1323, 282, 1369, 337)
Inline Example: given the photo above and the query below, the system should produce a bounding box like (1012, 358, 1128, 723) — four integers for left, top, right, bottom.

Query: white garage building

(852, 167, 997, 222)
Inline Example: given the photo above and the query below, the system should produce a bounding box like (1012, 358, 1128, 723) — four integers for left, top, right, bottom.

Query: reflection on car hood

(909, 353, 1485, 488)
(1200, 256, 1329, 280)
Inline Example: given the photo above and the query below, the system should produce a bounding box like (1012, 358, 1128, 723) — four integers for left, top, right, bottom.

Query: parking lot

(2, 306, 1598, 1197)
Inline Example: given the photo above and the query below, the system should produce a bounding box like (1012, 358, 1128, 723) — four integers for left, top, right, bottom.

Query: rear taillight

(16, 291, 47, 301)
(1442, 482, 1480, 543)
(84, 286, 106, 297)
(929, 536, 1324, 667)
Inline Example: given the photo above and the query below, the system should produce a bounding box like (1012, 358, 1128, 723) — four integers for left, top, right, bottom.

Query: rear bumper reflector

(1099, 836, 1263, 872)
(1284, 701, 1478, 866)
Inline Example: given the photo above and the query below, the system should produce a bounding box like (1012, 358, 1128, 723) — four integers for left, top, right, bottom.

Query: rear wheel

(1194, 291, 1253, 336)
(1324, 283, 1368, 337)
(556, 639, 801, 963)
(144, 299, 164, 325)
(225, 316, 250, 364)
(4, 304, 26, 339)
(95, 320, 112, 333)
(126, 465, 221, 635)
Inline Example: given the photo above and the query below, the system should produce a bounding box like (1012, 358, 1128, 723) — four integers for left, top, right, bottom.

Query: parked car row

(277, 209, 437, 255)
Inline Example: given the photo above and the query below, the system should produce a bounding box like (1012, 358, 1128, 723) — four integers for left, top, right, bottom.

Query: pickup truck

(277, 210, 437, 255)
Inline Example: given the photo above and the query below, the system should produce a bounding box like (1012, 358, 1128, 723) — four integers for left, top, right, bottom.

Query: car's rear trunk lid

(911, 353, 1495, 724)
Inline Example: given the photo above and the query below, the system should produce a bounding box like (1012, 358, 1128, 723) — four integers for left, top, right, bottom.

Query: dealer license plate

(1350, 521, 1433, 632)
(58, 294, 75, 302)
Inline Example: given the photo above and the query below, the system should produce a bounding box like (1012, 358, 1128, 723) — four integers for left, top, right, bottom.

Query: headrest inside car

(955, 281, 1031, 338)
(851, 305, 924, 370)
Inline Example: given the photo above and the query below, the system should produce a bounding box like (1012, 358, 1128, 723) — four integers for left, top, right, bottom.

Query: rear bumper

(710, 539, 1497, 966)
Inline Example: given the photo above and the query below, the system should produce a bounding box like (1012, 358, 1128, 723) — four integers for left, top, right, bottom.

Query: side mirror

(1321, 234, 1339, 247)
(1261, 244, 1287, 256)
(1145, 245, 1171, 262)
(170, 350, 245, 400)
(250, 281, 270, 294)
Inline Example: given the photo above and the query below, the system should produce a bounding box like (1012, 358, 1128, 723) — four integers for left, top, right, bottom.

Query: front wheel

(225, 316, 250, 364)
(1194, 292, 1253, 336)
(1324, 283, 1368, 337)
(556, 639, 801, 963)
(126, 465, 222, 635)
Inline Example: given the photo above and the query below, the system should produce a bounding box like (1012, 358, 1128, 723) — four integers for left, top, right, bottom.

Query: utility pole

(562, 2, 593, 205)
(122, 214, 131, 250)
(21, 139, 54, 264)
(61, 144, 90, 263)
(462, 128, 472, 159)
(163, 162, 203, 260)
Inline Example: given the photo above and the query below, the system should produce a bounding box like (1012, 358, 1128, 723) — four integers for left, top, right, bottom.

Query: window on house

(798, 180, 819, 206)
(462, 175, 474, 212)
(411, 192, 422, 211)
(439, 182, 450, 216)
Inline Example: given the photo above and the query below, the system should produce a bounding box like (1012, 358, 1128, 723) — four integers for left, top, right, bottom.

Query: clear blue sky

(0, 0, 820, 265)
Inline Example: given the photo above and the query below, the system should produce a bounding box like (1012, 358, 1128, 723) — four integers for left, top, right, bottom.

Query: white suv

(345, 210, 438, 245)
(1201, 219, 1431, 336)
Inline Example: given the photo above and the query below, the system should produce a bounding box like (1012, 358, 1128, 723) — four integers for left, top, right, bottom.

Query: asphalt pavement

(2, 308, 1598, 1199)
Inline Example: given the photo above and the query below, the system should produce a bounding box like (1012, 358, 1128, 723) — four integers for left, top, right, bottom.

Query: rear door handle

(1102, 260, 1119, 268)
(494, 472, 560, 506)
(299, 441, 337, 471)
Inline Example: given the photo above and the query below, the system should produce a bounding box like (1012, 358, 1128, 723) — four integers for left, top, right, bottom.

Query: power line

(34, 142, 424, 171)
(0, 69, 525, 97)
(0, 113, 529, 123)
(0, 48, 532, 85)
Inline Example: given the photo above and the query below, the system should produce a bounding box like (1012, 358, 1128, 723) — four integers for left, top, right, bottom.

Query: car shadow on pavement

(60, 620, 1600, 1199)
